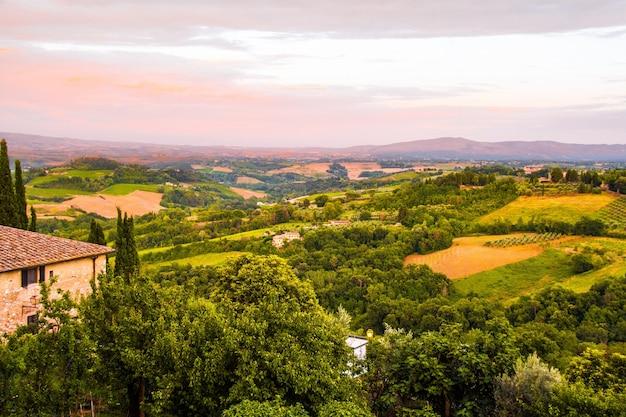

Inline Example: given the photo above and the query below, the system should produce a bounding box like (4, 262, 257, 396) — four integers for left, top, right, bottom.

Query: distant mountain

(1, 131, 625, 166)
(362, 137, 626, 161)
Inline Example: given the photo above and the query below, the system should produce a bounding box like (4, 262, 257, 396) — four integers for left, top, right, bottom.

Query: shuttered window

(20, 268, 37, 288)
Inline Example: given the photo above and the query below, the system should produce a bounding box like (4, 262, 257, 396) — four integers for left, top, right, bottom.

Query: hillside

(3, 131, 626, 166)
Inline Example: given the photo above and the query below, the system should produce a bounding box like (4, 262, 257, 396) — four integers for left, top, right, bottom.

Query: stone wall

(0, 255, 107, 333)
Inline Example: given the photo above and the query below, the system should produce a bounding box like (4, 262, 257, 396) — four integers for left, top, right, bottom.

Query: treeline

(477, 216, 607, 236)
(0, 139, 37, 230)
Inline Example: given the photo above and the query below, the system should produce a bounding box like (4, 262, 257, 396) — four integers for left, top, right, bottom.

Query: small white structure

(346, 335, 368, 361)
(272, 231, 301, 248)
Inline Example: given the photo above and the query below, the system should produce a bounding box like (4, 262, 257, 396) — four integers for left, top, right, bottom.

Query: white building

(272, 231, 301, 248)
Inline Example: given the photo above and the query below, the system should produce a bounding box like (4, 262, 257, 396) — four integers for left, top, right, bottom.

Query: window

(26, 314, 38, 326)
(21, 268, 37, 288)
(49, 270, 54, 279)
(39, 265, 45, 282)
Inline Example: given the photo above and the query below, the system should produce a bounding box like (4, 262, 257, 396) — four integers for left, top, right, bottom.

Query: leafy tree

(88, 218, 107, 245)
(0, 139, 16, 227)
(14, 160, 28, 229)
(81, 272, 183, 417)
(211, 255, 355, 412)
(566, 348, 626, 392)
(315, 194, 330, 207)
(565, 169, 579, 183)
(318, 401, 374, 417)
(551, 167, 564, 183)
(494, 354, 562, 417)
(574, 217, 606, 236)
(365, 320, 519, 417)
(222, 400, 309, 417)
(0, 280, 97, 416)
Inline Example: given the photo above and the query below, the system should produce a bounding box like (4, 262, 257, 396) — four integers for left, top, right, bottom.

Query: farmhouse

(0, 225, 113, 333)
(272, 231, 301, 248)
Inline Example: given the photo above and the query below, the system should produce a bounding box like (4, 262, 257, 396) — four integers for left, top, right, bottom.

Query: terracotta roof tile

(0, 225, 114, 273)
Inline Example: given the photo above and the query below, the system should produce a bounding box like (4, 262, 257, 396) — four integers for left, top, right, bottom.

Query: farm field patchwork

(454, 237, 626, 302)
(479, 194, 616, 225)
(454, 249, 573, 301)
(36, 190, 163, 218)
(404, 234, 547, 279)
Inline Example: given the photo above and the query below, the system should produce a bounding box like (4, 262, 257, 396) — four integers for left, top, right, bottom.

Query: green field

(101, 183, 162, 195)
(26, 187, 91, 199)
(479, 194, 615, 224)
(455, 237, 626, 302)
(145, 251, 247, 269)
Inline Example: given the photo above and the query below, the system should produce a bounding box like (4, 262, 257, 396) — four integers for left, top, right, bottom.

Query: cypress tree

(14, 160, 28, 229)
(96, 221, 106, 245)
(88, 219, 106, 245)
(114, 208, 127, 279)
(28, 206, 37, 232)
(126, 216, 140, 276)
(0, 139, 17, 227)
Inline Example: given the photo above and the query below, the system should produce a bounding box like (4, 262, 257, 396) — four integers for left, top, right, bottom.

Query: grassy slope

(454, 249, 572, 301)
(455, 237, 626, 302)
(101, 183, 161, 195)
(479, 194, 616, 224)
(145, 251, 247, 269)
(138, 222, 310, 256)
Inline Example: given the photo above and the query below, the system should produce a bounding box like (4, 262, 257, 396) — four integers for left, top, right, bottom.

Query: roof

(0, 225, 114, 273)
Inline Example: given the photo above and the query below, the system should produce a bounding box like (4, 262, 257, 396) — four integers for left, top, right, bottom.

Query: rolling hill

(2, 131, 626, 166)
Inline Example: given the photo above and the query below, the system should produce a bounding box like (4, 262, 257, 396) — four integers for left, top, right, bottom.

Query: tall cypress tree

(28, 206, 37, 232)
(14, 160, 28, 229)
(0, 139, 17, 227)
(88, 219, 106, 245)
(114, 208, 127, 279)
(126, 216, 140, 276)
(113, 210, 141, 280)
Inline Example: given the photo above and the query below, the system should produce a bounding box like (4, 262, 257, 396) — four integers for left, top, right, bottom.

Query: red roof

(0, 225, 113, 273)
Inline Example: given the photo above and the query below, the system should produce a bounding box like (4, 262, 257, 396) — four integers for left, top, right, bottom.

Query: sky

(1, 0, 626, 147)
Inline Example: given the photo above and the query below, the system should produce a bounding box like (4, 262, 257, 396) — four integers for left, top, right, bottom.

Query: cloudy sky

(1, 0, 626, 147)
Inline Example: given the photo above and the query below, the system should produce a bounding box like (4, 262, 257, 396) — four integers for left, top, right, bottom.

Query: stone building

(271, 231, 302, 248)
(0, 225, 113, 333)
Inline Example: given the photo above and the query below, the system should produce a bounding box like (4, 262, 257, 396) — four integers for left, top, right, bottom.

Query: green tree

(0, 139, 17, 227)
(551, 167, 564, 183)
(222, 400, 309, 417)
(81, 272, 182, 417)
(88, 219, 107, 245)
(315, 194, 329, 208)
(494, 354, 562, 417)
(565, 169, 579, 183)
(14, 160, 28, 229)
(0, 279, 97, 416)
(114, 209, 140, 280)
(365, 320, 519, 417)
(28, 206, 37, 232)
(211, 255, 355, 412)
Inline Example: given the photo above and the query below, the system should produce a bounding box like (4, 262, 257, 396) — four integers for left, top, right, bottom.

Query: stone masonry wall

(0, 255, 107, 333)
